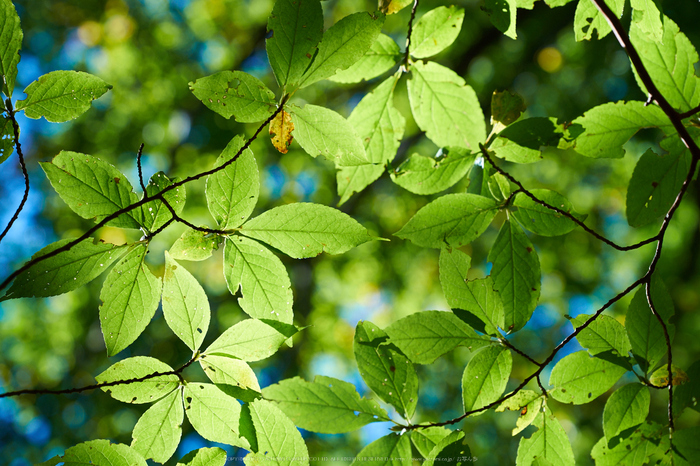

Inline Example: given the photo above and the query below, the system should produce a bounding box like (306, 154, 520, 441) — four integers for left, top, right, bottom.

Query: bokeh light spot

(537, 47, 563, 73)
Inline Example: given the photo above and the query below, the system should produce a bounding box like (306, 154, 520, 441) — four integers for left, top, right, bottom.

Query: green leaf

(2, 237, 126, 300)
(488, 220, 541, 333)
(649, 364, 688, 387)
(573, 0, 624, 42)
(0, 0, 22, 95)
(290, 103, 369, 167)
(266, 0, 323, 89)
(351, 433, 412, 466)
(244, 399, 309, 466)
(545, 0, 575, 6)
(626, 278, 675, 373)
(189, 71, 276, 122)
(630, 15, 700, 112)
(262, 375, 390, 433)
(340, 74, 405, 203)
(487, 173, 511, 202)
(170, 228, 222, 262)
(40, 151, 141, 229)
(199, 354, 261, 393)
(183, 382, 251, 449)
(491, 117, 564, 163)
(96, 356, 179, 404)
(241, 203, 372, 258)
(395, 193, 497, 249)
(204, 318, 298, 362)
(410, 6, 465, 58)
(0, 116, 14, 166)
(177, 448, 227, 466)
(385, 310, 490, 364)
(570, 314, 632, 357)
(131, 389, 183, 463)
(223, 236, 293, 323)
(331, 34, 401, 84)
(439, 248, 504, 335)
(673, 360, 700, 417)
(462, 345, 512, 413)
(674, 427, 700, 464)
(410, 426, 452, 459)
(483, 0, 517, 39)
(603, 383, 650, 441)
(99, 244, 162, 357)
(590, 421, 664, 466)
(549, 351, 627, 404)
(491, 90, 526, 126)
(408, 61, 485, 150)
(354, 320, 419, 419)
(495, 390, 545, 435)
(511, 190, 583, 236)
(424, 430, 471, 466)
(41, 440, 147, 466)
(299, 11, 384, 88)
(137, 172, 186, 233)
(15, 70, 112, 122)
(162, 251, 211, 352)
(516, 406, 575, 466)
(379, 0, 413, 15)
(206, 135, 259, 230)
(626, 148, 691, 227)
(391, 147, 475, 195)
(571, 101, 671, 159)
(631, 0, 663, 43)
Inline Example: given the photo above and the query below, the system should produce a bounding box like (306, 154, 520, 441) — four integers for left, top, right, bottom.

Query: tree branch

(0, 101, 30, 244)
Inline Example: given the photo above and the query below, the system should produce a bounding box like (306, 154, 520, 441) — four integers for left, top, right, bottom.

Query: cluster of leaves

(1, 0, 700, 464)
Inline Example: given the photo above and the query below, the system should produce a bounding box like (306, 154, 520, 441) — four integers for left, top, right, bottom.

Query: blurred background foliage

(1, 0, 699, 464)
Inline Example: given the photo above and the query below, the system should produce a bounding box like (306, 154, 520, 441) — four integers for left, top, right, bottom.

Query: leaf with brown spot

(270, 110, 294, 154)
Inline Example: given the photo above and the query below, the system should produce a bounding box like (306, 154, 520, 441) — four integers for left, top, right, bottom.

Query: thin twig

(679, 103, 700, 119)
(136, 143, 147, 194)
(0, 105, 284, 293)
(159, 198, 228, 235)
(500, 337, 542, 367)
(0, 101, 30, 244)
(402, 0, 420, 69)
(0, 356, 196, 398)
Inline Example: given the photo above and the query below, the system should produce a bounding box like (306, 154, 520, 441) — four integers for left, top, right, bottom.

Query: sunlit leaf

(439, 248, 504, 335)
(244, 399, 309, 466)
(176, 448, 227, 466)
(204, 318, 298, 362)
(169, 228, 222, 262)
(549, 351, 627, 404)
(351, 433, 412, 466)
(96, 356, 179, 404)
(462, 345, 512, 413)
(354, 321, 418, 419)
(631, 0, 663, 43)
(241, 203, 372, 258)
(511, 189, 583, 236)
(131, 389, 183, 463)
(262, 375, 390, 433)
(0, 0, 22, 95)
(299, 11, 384, 88)
(266, 0, 323, 89)
(603, 383, 650, 441)
(516, 406, 575, 466)
(385, 310, 491, 364)
(590, 421, 664, 466)
(136, 172, 186, 233)
(378, 0, 413, 15)
(573, 0, 624, 42)
(162, 251, 211, 352)
(269, 109, 294, 154)
(200, 354, 261, 393)
(395, 193, 497, 249)
(391, 147, 475, 195)
(39, 440, 147, 466)
(40, 151, 141, 228)
(189, 71, 276, 122)
(496, 390, 545, 436)
(424, 431, 471, 466)
(408, 61, 485, 150)
(99, 244, 162, 357)
(223, 236, 293, 323)
(2, 237, 126, 300)
(410, 427, 452, 459)
(410, 6, 465, 58)
(630, 15, 700, 112)
(488, 220, 541, 333)
(330, 34, 401, 84)
(205, 135, 259, 230)
(570, 314, 631, 357)
(15, 71, 111, 122)
(183, 382, 251, 449)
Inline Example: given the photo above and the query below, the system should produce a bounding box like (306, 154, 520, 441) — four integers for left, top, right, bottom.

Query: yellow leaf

(270, 110, 294, 154)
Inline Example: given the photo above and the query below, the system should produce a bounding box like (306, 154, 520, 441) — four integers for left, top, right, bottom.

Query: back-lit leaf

(269, 109, 294, 154)
(603, 383, 650, 441)
(0, 0, 22, 95)
(330, 34, 401, 84)
(351, 433, 411, 466)
(516, 406, 575, 466)
(189, 71, 276, 122)
(96, 356, 179, 404)
(169, 228, 222, 262)
(137, 172, 186, 233)
(570, 314, 631, 357)
(39, 440, 147, 466)
(183, 383, 251, 449)
(590, 421, 664, 466)
(549, 351, 627, 404)
(462, 345, 512, 413)
(244, 399, 309, 466)
(573, 0, 624, 42)
(131, 389, 183, 464)
(410, 6, 465, 58)
(204, 318, 298, 362)
(176, 447, 227, 466)
(391, 147, 475, 195)
(511, 190, 583, 236)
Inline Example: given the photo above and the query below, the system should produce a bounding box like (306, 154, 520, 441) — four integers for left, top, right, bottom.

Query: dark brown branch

(0, 356, 196, 398)
(500, 337, 542, 367)
(136, 143, 147, 194)
(402, 0, 420, 69)
(0, 101, 30, 244)
(159, 198, 229, 236)
(0, 105, 284, 293)
(480, 144, 659, 251)
(679, 103, 700, 119)
(644, 281, 674, 431)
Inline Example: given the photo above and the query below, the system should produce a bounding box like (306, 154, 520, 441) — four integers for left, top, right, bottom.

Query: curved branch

(0, 101, 30, 244)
